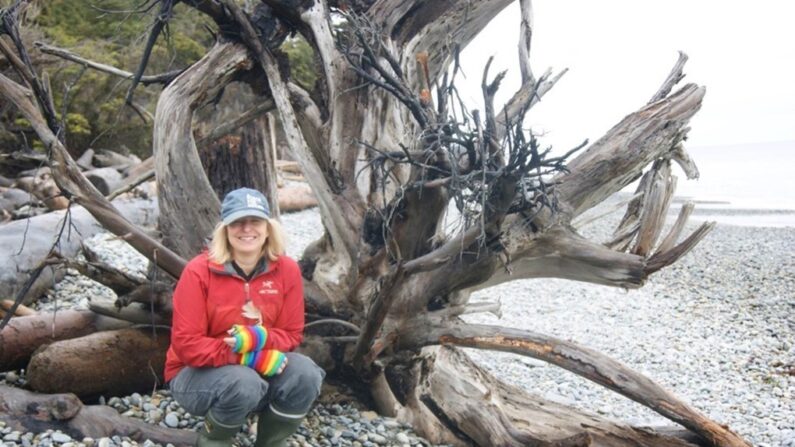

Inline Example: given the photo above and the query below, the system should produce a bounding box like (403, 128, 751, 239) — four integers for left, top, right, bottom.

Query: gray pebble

(129, 393, 142, 407)
(368, 434, 387, 445)
(164, 412, 180, 428)
(51, 432, 72, 443)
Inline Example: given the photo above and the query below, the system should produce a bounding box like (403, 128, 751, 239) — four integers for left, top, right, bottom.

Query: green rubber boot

(197, 411, 242, 447)
(254, 409, 303, 447)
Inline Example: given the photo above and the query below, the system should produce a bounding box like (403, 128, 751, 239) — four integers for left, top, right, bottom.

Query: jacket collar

(206, 253, 277, 279)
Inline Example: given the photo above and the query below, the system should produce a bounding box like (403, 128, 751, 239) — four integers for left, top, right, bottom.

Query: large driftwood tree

(0, 0, 751, 446)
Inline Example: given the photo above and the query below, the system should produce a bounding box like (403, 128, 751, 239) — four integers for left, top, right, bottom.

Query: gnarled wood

(393, 347, 705, 447)
(1, 2, 746, 446)
(153, 42, 252, 258)
(555, 84, 704, 218)
(0, 385, 197, 446)
(399, 323, 749, 447)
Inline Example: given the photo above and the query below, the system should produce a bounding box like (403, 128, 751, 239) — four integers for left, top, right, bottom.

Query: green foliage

(65, 113, 91, 136)
(1, 0, 215, 157)
(13, 118, 31, 129)
(282, 37, 317, 91)
(1, 1, 317, 158)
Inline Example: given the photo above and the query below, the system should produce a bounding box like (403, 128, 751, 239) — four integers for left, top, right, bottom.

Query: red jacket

(164, 252, 305, 382)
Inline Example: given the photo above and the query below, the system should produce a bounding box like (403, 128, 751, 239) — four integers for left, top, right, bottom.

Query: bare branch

(517, 0, 535, 85)
(645, 221, 715, 274)
(649, 51, 689, 104)
(480, 57, 506, 164)
(495, 67, 568, 141)
(655, 201, 694, 254)
(400, 321, 751, 447)
(106, 169, 154, 201)
(195, 99, 276, 145)
(218, 0, 361, 265)
(295, 0, 340, 106)
(125, 0, 176, 104)
(339, 12, 429, 128)
(35, 42, 182, 86)
(0, 261, 46, 330)
(352, 263, 405, 370)
(0, 7, 63, 141)
(49, 254, 143, 296)
(671, 142, 700, 180)
(632, 160, 675, 256)
(555, 83, 705, 217)
(571, 192, 642, 230)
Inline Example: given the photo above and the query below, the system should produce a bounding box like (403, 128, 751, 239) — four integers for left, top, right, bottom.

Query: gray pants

(169, 352, 325, 426)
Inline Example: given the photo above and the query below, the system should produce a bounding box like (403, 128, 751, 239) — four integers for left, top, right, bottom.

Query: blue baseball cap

(221, 188, 270, 225)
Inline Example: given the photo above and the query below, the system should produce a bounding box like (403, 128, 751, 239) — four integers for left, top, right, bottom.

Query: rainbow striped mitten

(239, 349, 287, 377)
(229, 324, 268, 353)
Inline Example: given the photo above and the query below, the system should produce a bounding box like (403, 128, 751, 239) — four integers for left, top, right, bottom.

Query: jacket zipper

(244, 282, 251, 303)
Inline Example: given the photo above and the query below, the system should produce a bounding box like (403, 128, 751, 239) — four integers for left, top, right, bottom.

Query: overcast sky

(458, 0, 795, 152)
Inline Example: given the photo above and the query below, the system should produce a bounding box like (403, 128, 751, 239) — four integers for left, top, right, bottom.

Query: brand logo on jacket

(259, 280, 278, 295)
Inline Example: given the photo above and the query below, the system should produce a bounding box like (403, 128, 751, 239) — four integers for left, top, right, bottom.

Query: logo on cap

(247, 194, 264, 210)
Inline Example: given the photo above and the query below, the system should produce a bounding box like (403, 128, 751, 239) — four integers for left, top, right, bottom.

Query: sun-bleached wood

(0, 1, 743, 445)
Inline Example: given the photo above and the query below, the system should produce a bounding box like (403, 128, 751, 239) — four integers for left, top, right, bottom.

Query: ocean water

(653, 140, 795, 227)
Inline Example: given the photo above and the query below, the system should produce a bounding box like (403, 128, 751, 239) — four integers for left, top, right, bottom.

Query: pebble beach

(2, 195, 794, 446)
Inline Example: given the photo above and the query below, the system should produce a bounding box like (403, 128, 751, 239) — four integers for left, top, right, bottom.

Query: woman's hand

(227, 328, 288, 375)
(275, 356, 288, 374)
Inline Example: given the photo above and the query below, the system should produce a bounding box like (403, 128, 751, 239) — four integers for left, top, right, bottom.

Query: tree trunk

(0, 385, 197, 446)
(153, 42, 253, 258)
(199, 116, 281, 217)
(26, 328, 169, 399)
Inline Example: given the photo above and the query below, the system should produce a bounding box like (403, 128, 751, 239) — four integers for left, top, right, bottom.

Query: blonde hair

(207, 218, 286, 264)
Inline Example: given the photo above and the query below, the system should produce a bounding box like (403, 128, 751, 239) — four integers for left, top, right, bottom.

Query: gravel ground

(4, 197, 794, 446)
(463, 203, 795, 447)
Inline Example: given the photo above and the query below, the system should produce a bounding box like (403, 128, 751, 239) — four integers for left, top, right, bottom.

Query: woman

(164, 188, 325, 447)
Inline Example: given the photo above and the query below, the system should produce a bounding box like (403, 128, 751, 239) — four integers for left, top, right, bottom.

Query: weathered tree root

(0, 385, 196, 446)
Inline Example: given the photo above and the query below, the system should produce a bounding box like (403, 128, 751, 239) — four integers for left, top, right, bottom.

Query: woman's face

(226, 217, 269, 258)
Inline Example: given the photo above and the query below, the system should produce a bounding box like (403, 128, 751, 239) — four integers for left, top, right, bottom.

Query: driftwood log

(26, 327, 170, 398)
(83, 168, 124, 196)
(0, 309, 130, 371)
(0, 196, 159, 302)
(0, 299, 35, 318)
(278, 182, 317, 213)
(13, 167, 68, 211)
(0, 385, 197, 446)
(1, 187, 29, 209)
